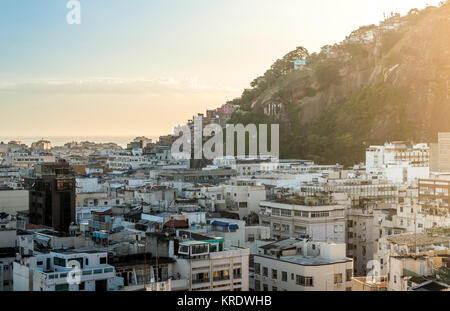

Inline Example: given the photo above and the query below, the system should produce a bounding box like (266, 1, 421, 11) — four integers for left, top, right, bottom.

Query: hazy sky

(0, 0, 442, 138)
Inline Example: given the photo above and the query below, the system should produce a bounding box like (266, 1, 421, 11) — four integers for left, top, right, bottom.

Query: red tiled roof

(92, 209, 112, 216)
(26, 224, 51, 230)
(163, 219, 189, 228)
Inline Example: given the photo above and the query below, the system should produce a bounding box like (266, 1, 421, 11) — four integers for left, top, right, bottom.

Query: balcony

(192, 278, 210, 284)
(41, 265, 115, 286)
(145, 279, 189, 291)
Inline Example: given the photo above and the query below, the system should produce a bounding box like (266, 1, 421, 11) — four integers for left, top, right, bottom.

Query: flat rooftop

(387, 233, 450, 247)
(256, 253, 352, 266)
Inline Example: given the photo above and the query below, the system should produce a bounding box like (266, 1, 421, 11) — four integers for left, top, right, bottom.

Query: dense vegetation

(226, 2, 450, 166)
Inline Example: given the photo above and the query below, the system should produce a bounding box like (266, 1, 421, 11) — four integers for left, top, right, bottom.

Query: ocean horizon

(0, 136, 161, 148)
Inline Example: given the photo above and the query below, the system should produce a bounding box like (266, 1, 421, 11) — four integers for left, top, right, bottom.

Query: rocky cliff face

(230, 4, 450, 165)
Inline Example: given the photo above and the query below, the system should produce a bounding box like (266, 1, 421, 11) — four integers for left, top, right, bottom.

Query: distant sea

(0, 136, 160, 149)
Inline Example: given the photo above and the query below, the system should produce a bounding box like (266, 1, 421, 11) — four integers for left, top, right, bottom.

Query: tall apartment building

(419, 176, 450, 210)
(366, 142, 430, 171)
(346, 200, 450, 276)
(438, 133, 450, 172)
(302, 181, 399, 204)
(25, 162, 76, 233)
(429, 133, 450, 172)
(145, 231, 250, 291)
(253, 238, 353, 291)
(365, 142, 429, 183)
(259, 197, 346, 243)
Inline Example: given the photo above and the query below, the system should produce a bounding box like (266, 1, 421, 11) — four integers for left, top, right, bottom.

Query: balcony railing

(192, 279, 210, 284)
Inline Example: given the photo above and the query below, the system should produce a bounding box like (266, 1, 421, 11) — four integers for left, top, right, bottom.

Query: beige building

(351, 276, 388, 291)
(430, 133, 450, 172)
(438, 133, 450, 172)
(388, 250, 450, 291)
(375, 232, 450, 275)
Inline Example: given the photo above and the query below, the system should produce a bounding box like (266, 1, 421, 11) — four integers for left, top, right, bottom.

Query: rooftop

(387, 233, 450, 247)
(255, 253, 352, 266)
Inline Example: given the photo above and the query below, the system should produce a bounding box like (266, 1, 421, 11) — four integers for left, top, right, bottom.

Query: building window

(262, 267, 268, 277)
(100, 257, 107, 264)
(79, 282, 85, 290)
(334, 273, 343, 284)
(263, 284, 268, 291)
(254, 263, 261, 275)
(346, 269, 353, 282)
(280, 210, 291, 217)
(296, 275, 313, 287)
(271, 269, 278, 280)
(55, 284, 69, 291)
(272, 286, 277, 291)
(54, 257, 67, 267)
(282, 271, 287, 282)
(254, 280, 261, 291)
(294, 226, 307, 234)
(233, 268, 241, 279)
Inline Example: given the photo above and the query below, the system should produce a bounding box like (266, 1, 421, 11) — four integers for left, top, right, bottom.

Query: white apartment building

(366, 142, 429, 170)
(13, 250, 123, 291)
(107, 151, 155, 170)
(302, 180, 399, 204)
(2, 152, 56, 168)
(135, 186, 176, 208)
(259, 200, 346, 243)
(346, 201, 450, 276)
(175, 238, 250, 291)
(224, 179, 266, 219)
(185, 180, 266, 218)
(366, 142, 430, 183)
(253, 239, 353, 291)
(76, 178, 107, 193)
(76, 191, 123, 208)
(108, 149, 189, 171)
